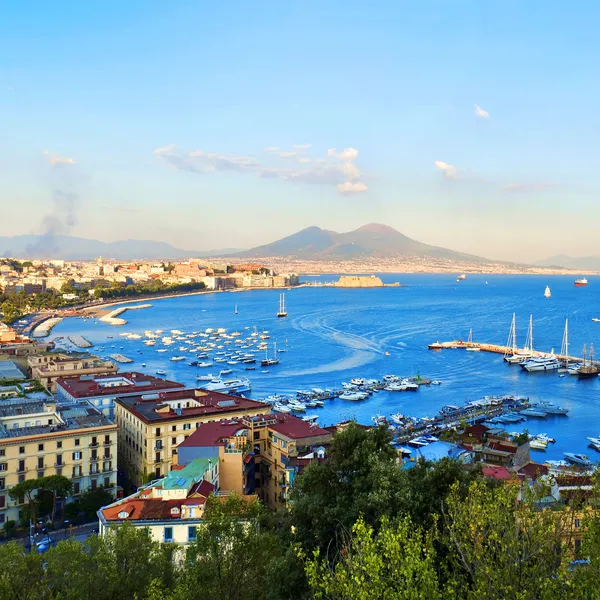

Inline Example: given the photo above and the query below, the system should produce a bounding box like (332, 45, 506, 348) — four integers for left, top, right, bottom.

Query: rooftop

(0, 361, 25, 381)
(55, 372, 184, 398)
(266, 413, 331, 440)
(178, 419, 250, 449)
(116, 389, 267, 423)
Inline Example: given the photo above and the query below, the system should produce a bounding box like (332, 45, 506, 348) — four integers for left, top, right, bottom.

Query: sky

(1, 1, 599, 262)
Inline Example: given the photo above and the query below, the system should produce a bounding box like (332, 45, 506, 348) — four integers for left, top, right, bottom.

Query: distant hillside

(232, 223, 490, 262)
(536, 255, 600, 271)
(0, 235, 244, 260)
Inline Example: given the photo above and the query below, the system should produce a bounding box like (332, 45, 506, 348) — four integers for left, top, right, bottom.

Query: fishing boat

(575, 277, 588, 287)
(544, 285, 551, 298)
(466, 329, 480, 352)
(277, 293, 288, 318)
(456, 274, 466, 282)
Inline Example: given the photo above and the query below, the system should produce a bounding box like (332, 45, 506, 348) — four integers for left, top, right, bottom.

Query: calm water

(50, 274, 600, 462)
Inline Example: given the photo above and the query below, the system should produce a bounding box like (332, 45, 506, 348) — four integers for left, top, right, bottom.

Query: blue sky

(1, 1, 598, 261)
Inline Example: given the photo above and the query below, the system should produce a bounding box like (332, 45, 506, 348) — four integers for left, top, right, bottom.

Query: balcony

(54, 462, 64, 468)
(89, 468, 100, 476)
(104, 440, 112, 446)
(89, 442, 99, 448)
(102, 454, 112, 460)
(72, 470, 83, 478)
(90, 455, 100, 462)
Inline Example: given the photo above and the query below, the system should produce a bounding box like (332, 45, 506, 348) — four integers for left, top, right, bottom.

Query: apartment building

(28, 352, 119, 393)
(178, 413, 332, 510)
(98, 458, 219, 546)
(115, 389, 267, 487)
(0, 396, 117, 525)
(54, 372, 184, 419)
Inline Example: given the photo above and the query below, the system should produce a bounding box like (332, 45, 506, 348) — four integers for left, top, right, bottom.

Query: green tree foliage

(94, 280, 205, 301)
(302, 516, 442, 600)
(77, 486, 114, 518)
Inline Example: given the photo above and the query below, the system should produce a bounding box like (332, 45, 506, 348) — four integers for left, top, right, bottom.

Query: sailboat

(558, 318, 569, 373)
(277, 293, 288, 318)
(261, 341, 280, 367)
(234, 304, 238, 315)
(544, 286, 551, 298)
(578, 343, 600, 379)
(504, 313, 521, 363)
(466, 329, 480, 352)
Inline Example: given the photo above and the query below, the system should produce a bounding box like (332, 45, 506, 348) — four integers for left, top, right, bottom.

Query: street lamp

(64, 520, 69, 539)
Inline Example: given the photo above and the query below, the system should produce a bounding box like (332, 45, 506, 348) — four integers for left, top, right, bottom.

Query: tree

(78, 486, 114, 518)
(0, 543, 45, 600)
(8, 479, 41, 525)
(289, 423, 405, 551)
(178, 494, 280, 600)
(302, 516, 442, 600)
(41, 474, 72, 522)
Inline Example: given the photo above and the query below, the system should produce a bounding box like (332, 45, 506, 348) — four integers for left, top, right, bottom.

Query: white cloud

(154, 143, 368, 196)
(434, 160, 458, 180)
(337, 181, 368, 195)
(293, 144, 312, 149)
(328, 147, 359, 161)
(43, 150, 76, 167)
(264, 146, 280, 152)
(474, 104, 490, 119)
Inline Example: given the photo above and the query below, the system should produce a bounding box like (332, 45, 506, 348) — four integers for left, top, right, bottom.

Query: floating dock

(428, 340, 589, 365)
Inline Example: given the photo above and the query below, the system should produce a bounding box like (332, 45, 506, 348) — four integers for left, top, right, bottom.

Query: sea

(49, 274, 600, 463)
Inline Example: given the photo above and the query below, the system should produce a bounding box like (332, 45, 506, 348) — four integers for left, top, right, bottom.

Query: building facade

(0, 396, 117, 525)
(114, 389, 267, 487)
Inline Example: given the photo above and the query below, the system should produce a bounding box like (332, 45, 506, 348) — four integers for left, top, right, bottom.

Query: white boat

(277, 293, 288, 318)
(339, 392, 366, 401)
(457, 274, 466, 282)
(220, 369, 233, 376)
(196, 374, 214, 381)
(301, 414, 319, 423)
(400, 379, 419, 391)
(350, 378, 366, 386)
(466, 329, 480, 351)
(197, 361, 213, 368)
(544, 285, 551, 298)
(156, 369, 166, 375)
(385, 382, 408, 392)
(521, 356, 561, 372)
(273, 403, 291, 413)
(530, 439, 548, 451)
(431, 380, 442, 385)
(428, 341, 443, 350)
(170, 356, 186, 362)
(197, 377, 251, 394)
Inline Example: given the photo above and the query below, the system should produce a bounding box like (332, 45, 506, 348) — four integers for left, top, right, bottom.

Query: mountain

(536, 255, 600, 271)
(232, 223, 489, 261)
(0, 235, 245, 260)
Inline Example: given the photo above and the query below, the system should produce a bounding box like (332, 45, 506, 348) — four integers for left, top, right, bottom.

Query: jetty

(68, 335, 92, 348)
(109, 353, 134, 364)
(429, 340, 589, 366)
(31, 316, 63, 338)
(100, 304, 152, 326)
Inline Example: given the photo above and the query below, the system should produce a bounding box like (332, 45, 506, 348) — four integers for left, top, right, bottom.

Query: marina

(47, 273, 600, 464)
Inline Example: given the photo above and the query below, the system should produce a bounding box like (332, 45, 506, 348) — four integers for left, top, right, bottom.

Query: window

(18, 460, 25, 472)
(183, 423, 191, 430)
(72, 452, 82, 461)
(0, 449, 4, 457)
(104, 477, 110, 487)
(91, 479, 97, 490)
(18, 474, 25, 483)
(74, 439, 80, 446)
(73, 482, 80, 494)
(0, 514, 4, 524)
(188, 526, 197, 542)
(171, 425, 176, 432)
(172, 437, 176, 444)
(19, 446, 24, 454)
(104, 435, 111, 444)
(155, 452, 161, 463)
(155, 428, 161, 436)
(91, 436, 97, 446)
(575, 519, 581, 529)
(56, 441, 62, 449)
(164, 527, 173, 542)
(37, 457, 44, 469)
(0, 478, 4, 490)
(0, 464, 6, 472)
(56, 454, 63, 466)
(38, 444, 44, 452)
(253, 431, 260, 440)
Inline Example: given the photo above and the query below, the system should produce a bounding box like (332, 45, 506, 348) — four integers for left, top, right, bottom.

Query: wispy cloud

(474, 104, 490, 119)
(293, 144, 312, 149)
(43, 150, 76, 167)
(434, 160, 458, 180)
(264, 146, 280, 152)
(337, 181, 368, 195)
(503, 183, 557, 193)
(154, 144, 368, 195)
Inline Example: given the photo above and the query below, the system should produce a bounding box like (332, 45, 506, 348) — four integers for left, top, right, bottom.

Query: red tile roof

(463, 424, 490, 437)
(487, 440, 517, 454)
(178, 419, 248, 448)
(268, 413, 331, 440)
(56, 372, 183, 398)
(518, 462, 549, 479)
(482, 466, 513, 481)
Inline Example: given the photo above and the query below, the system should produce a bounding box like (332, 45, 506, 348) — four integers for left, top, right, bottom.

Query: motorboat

(197, 377, 251, 394)
(400, 379, 419, 391)
(339, 391, 367, 401)
(350, 378, 366, 386)
(198, 361, 213, 368)
(196, 374, 214, 381)
(544, 285, 551, 298)
(220, 368, 233, 376)
(156, 369, 166, 376)
(431, 380, 442, 385)
(170, 356, 186, 362)
(428, 341, 443, 350)
(520, 356, 561, 372)
(301, 414, 319, 423)
(532, 402, 569, 415)
(273, 403, 291, 413)
(564, 453, 592, 467)
(385, 382, 407, 392)
(519, 408, 547, 418)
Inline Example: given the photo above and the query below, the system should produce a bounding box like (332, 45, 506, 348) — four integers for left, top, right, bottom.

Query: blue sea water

(50, 274, 600, 463)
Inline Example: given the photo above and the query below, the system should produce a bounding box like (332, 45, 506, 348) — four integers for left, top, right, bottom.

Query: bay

(50, 273, 600, 463)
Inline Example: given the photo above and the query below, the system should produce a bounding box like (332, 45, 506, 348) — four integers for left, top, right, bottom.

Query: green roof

(161, 457, 217, 490)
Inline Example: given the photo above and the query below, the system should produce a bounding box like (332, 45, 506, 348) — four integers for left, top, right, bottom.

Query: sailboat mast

(512, 313, 517, 354)
(529, 315, 533, 355)
(565, 319, 569, 365)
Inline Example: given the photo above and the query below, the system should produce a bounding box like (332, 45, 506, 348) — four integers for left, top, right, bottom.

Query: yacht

(457, 274, 466, 282)
(544, 285, 551, 298)
(533, 402, 569, 415)
(196, 374, 214, 381)
(197, 377, 251, 394)
(530, 438, 548, 451)
(564, 453, 592, 468)
(521, 356, 561, 372)
(339, 391, 367, 401)
(277, 293, 288, 318)
(301, 414, 319, 424)
(385, 382, 408, 392)
(273, 403, 291, 414)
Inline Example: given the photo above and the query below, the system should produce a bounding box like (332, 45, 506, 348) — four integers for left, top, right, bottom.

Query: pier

(429, 340, 588, 366)
(68, 335, 92, 348)
(109, 353, 134, 364)
(100, 304, 152, 326)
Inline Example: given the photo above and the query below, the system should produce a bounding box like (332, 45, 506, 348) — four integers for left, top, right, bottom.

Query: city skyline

(2, 1, 599, 262)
